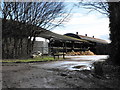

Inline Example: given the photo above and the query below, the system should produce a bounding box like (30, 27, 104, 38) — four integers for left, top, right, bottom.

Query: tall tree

(108, 2, 120, 65)
(2, 2, 70, 59)
(2, 2, 70, 29)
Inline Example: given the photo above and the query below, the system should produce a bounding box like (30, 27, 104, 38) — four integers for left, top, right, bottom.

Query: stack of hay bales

(84, 50, 94, 55)
(67, 51, 75, 56)
(66, 50, 94, 56)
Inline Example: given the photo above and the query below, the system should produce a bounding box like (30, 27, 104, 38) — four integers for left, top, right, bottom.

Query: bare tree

(77, 1, 109, 16)
(2, 2, 71, 59)
(77, 1, 120, 65)
(2, 2, 70, 30)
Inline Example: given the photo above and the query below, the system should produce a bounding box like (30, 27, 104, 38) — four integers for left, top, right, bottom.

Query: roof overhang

(36, 30, 89, 43)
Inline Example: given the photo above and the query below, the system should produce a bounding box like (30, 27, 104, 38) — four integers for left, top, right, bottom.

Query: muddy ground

(2, 55, 120, 89)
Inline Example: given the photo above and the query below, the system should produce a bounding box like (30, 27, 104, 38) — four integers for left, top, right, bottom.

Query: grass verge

(1, 56, 63, 63)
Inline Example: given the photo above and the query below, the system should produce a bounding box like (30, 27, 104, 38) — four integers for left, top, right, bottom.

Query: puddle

(73, 65, 88, 69)
(32, 55, 108, 71)
(65, 55, 108, 71)
(69, 64, 94, 71)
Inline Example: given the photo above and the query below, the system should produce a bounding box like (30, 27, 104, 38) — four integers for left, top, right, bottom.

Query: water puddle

(65, 55, 109, 71)
(69, 64, 94, 71)
(32, 55, 109, 71)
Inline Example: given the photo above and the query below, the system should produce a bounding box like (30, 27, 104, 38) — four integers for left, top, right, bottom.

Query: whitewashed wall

(33, 40, 48, 54)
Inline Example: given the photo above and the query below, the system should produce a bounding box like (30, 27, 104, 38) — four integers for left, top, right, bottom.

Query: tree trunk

(108, 2, 120, 65)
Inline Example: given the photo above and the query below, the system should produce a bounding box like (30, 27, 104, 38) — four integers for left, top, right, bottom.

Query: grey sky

(52, 2, 110, 42)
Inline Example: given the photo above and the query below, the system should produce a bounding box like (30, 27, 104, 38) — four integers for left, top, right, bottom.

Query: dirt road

(2, 55, 120, 88)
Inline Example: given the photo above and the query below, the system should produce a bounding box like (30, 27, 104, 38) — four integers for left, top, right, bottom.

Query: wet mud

(2, 55, 120, 88)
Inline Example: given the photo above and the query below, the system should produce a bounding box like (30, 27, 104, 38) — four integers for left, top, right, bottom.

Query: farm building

(35, 30, 88, 56)
(64, 32, 108, 55)
(2, 18, 109, 59)
(36, 31, 109, 56)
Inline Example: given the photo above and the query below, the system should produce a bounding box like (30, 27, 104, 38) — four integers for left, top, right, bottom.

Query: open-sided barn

(37, 30, 109, 56)
(64, 33, 108, 55)
(2, 18, 108, 59)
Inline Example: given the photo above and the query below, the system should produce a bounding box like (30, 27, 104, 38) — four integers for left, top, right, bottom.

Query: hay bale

(87, 50, 94, 55)
(66, 50, 94, 56)
(81, 51, 85, 55)
(77, 52, 80, 55)
(84, 50, 94, 55)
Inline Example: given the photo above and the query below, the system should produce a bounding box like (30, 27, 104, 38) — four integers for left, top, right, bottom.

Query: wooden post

(48, 41, 51, 55)
(63, 42, 65, 59)
(72, 41, 75, 51)
(65, 41, 67, 53)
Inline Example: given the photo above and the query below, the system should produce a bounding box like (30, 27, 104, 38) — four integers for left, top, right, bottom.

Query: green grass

(1, 56, 62, 63)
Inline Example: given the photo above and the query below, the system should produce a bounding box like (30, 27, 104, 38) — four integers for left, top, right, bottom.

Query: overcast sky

(51, 2, 110, 43)
(36, 2, 110, 43)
